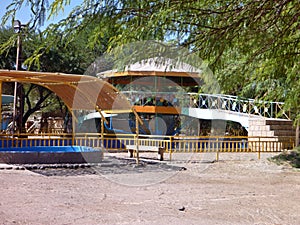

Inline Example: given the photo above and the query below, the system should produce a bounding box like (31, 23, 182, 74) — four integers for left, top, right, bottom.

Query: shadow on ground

(25, 156, 186, 177)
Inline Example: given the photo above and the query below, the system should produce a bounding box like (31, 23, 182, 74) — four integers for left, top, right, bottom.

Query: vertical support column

(169, 136, 173, 161)
(135, 114, 140, 165)
(101, 117, 104, 148)
(216, 137, 219, 161)
(271, 102, 273, 118)
(12, 83, 18, 134)
(0, 81, 2, 131)
(71, 110, 75, 146)
(132, 109, 143, 165)
(154, 75, 158, 135)
(258, 137, 261, 160)
(98, 108, 108, 149)
(13, 22, 21, 134)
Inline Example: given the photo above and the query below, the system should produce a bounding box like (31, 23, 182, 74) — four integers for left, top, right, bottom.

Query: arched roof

(0, 70, 131, 111)
(97, 57, 203, 86)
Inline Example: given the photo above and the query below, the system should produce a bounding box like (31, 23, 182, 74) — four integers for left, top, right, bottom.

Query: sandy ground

(0, 152, 299, 225)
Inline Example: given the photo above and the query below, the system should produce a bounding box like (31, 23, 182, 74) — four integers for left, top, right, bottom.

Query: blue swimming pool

(0, 146, 97, 153)
(0, 146, 103, 164)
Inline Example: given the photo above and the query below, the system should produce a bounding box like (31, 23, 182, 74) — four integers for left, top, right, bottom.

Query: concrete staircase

(248, 119, 295, 151)
(248, 119, 295, 137)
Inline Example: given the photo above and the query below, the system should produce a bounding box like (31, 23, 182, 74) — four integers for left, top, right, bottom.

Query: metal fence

(0, 133, 294, 160)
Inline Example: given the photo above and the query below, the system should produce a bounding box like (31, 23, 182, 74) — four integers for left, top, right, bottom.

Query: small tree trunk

(296, 120, 299, 147)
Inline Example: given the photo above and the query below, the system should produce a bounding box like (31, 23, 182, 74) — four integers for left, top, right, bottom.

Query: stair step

(269, 124, 296, 131)
(248, 131, 274, 136)
(273, 130, 295, 137)
(265, 119, 293, 126)
(248, 119, 266, 126)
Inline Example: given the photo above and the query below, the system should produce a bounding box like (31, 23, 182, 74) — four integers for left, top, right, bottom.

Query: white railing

(120, 91, 289, 120)
(189, 93, 289, 119)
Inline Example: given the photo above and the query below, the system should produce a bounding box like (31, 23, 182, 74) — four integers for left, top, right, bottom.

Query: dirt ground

(0, 152, 299, 225)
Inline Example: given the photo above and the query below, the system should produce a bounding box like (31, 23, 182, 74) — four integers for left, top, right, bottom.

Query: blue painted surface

(0, 146, 98, 153)
(0, 139, 73, 148)
(0, 137, 126, 150)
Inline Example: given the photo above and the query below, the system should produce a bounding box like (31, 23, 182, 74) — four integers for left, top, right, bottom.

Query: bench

(126, 145, 164, 161)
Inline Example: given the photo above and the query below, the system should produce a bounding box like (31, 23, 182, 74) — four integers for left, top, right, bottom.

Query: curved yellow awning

(0, 70, 131, 111)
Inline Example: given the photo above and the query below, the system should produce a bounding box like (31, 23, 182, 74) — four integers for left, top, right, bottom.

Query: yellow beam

(103, 109, 133, 114)
(133, 106, 181, 114)
(95, 107, 108, 124)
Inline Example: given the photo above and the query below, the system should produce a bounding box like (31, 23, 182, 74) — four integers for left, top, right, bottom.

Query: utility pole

(12, 20, 25, 134)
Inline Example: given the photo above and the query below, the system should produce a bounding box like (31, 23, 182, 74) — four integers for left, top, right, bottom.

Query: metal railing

(189, 93, 290, 119)
(0, 133, 294, 160)
(120, 91, 290, 120)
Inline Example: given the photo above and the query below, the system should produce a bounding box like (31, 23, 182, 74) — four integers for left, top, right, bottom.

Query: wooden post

(258, 137, 261, 160)
(135, 114, 140, 165)
(101, 117, 104, 147)
(72, 110, 75, 146)
(0, 81, 2, 132)
(169, 136, 173, 161)
(216, 138, 219, 161)
(131, 108, 143, 165)
(96, 108, 108, 149)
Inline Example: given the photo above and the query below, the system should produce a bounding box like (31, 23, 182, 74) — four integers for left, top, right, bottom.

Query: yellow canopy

(0, 70, 131, 111)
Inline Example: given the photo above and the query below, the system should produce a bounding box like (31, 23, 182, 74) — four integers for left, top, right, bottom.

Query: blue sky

(1, 0, 82, 28)
(1, 0, 31, 25)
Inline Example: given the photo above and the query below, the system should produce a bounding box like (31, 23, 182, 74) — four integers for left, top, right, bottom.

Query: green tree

(1, 0, 300, 131)
(0, 21, 108, 132)
(0, 27, 17, 70)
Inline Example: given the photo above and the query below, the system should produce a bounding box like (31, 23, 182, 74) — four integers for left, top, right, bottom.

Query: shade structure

(0, 70, 131, 111)
(97, 57, 203, 87)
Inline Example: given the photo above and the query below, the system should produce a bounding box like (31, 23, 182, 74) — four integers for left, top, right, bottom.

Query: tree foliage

(0, 23, 106, 131)
(1, 0, 300, 122)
